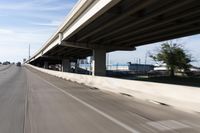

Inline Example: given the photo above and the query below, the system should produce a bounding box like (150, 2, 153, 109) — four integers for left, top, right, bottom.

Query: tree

(150, 42, 192, 77)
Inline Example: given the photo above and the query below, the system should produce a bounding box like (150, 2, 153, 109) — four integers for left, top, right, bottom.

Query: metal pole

(145, 52, 147, 65)
(29, 44, 30, 60)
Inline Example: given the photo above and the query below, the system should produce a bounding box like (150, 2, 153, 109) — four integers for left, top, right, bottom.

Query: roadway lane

(25, 66, 200, 133)
(0, 64, 11, 71)
(0, 65, 27, 133)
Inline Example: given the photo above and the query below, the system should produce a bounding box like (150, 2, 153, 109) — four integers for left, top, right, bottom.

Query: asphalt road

(0, 64, 11, 71)
(1, 65, 200, 133)
(0, 65, 26, 133)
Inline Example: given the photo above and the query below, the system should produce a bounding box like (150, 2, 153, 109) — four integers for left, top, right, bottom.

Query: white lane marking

(31, 71, 140, 133)
(147, 120, 190, 131)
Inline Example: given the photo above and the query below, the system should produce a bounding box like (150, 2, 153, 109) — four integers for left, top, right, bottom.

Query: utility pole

(145, 52, 147, 65)
(106, 53, 109, 70)
(28, 44, 30, 63)
(29, 44, 30, 60)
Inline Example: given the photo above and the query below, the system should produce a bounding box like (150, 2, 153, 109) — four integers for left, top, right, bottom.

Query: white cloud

(0, 26, 57, 62)
(0, 29, 14, 34)
(0, 2, 30, 10)
(32, 20, 62, 27)
(0, 1, 74, 11)
(0, 45, 29, 62)
(0, 1, 77, 62)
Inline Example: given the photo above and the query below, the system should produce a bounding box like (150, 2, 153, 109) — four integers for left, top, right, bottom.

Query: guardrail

(26, 64, 200, 114)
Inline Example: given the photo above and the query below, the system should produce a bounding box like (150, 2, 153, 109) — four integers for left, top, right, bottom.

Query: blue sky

(0, 0, 199, 66)
(0, 0, 77, 62)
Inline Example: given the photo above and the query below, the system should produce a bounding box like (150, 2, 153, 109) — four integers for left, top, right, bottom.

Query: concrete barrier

(27, 64, 200, 113)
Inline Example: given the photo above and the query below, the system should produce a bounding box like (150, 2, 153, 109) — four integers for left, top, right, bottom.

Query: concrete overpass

(28, 0, 200, 76)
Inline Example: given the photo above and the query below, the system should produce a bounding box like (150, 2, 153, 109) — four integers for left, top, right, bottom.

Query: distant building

(128, 63, 154, 72)
(152, 64, 200, 77)
(190, 66, 200, 72)
(79, 62, 155, 73)
(107, 64, 129, 71)
(187, 66, 200, 77)
(154, 64, 200, 72)
(154, 64, 168, 71)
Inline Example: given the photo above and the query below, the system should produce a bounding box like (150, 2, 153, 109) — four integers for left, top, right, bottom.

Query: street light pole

(28, 44, 30, 63)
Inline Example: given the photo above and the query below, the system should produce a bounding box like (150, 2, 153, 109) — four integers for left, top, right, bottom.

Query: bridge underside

(67, 0, 200, 47)
(31, 0, 200, 75)
(45, 46, 92, 60)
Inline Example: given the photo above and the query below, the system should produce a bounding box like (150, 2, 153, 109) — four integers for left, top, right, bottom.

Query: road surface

(0, 64, 11, 71)
(0, 65, 200, 133)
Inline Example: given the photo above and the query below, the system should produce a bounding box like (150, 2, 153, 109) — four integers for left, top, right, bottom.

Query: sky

(0, 0, 77, 62)
(0, 0, 199, 66)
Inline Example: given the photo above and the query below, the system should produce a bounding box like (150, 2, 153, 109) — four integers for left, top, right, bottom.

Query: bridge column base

(44, 62, 49, 69)
(92, 49, 106, 76)
(62, 59, 70, 72)
(36, 63, 40, 67)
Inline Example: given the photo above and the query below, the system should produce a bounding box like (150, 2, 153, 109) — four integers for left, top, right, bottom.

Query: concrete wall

(27, 64, 200, 113)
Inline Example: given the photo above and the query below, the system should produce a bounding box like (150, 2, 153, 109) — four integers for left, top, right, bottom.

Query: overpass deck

(28, 0, 200, 75)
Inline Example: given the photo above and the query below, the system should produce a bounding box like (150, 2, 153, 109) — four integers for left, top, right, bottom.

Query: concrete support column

(62, 59, 70, 72)
(36, 63, 40, 67)
(44, 62, 49, 69)
(92, 49, 106, 76)
(75, 60, 79, 73)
